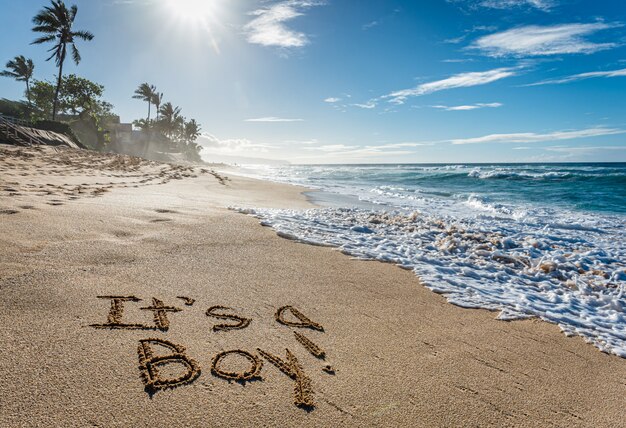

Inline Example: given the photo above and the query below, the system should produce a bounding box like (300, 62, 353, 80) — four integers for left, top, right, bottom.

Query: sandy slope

(1, 145, 624, 427)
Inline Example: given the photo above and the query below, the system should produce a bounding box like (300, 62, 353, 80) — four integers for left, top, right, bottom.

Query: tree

(1, 56, 35, 104)
(30, 75, 112, 121)
(132, 118, 153, 131)
(152, 91, 163, 120)
(183, 118, 201, 143)
(60, 74, 109, 117)
(30, 80, 56, 119)
(133, 83, 156, 122)
(158, 102, 182, 139)
(31, 0, 94, 120)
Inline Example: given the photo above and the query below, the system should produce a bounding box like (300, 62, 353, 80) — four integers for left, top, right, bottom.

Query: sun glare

(164, 0, 227, 53)
(166, 0, 221, 24)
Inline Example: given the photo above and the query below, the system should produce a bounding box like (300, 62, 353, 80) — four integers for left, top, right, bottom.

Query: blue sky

(1, 0, 625, 163)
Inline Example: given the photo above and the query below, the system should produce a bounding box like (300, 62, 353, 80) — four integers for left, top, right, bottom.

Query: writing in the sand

(90, 296, 333, 409)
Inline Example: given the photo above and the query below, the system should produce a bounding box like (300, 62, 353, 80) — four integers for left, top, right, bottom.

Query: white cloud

(432, 102, 503, 111)
(449, 127, 625, 145)
(352, 101, 377, 109)
(544, 145, 626, 153)
(442, 58, 474, 63)
(245, 117, 304, 122)
(384, 68, 516, 104)
(478, 0, 556, 11)
(324, 97, 342, 103)
(525, 67, 626, 86)
(472, 23, 620, 57)
(301, 143, 416, 159)
(363, 20, 379, 30)
(197, 133, 277, 153)
(244, 1, 324, 48)
(304, 144, 353, 152)
(284, 139, 319, 145)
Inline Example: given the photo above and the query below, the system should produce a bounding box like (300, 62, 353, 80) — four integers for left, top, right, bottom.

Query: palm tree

(132, 118, 152, 131)
(183, 119, 201, 143)
(31, 0, 94, 121)
(151, 91, 163, 121)
(133, 83, 156, 122)
(1, 56, 35, 104)
(158, 102, 182, 139)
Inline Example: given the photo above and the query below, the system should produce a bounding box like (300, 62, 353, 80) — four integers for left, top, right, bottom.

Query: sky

(0, 0, 625, 164)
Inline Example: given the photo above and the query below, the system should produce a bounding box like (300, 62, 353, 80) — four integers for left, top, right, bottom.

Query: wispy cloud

(352, 101, 377, 109)
(471, 23, 621, 57)
(448, 0, 556, 12)
(544, 145, 626, 153)
(284, 139, 319, 145)
(244, 1, 324, 48)
(301, 143, 417, 159)
(198, 134, 277, 153)
(362, 20, 379, 30)
(384, 68, 516, 104)
(525, 67, 626, 86)
(324, 97, 342, 103)
(432, 102, 503, 111)
(478, 0, 556, 11)
(448, 127, 625, 145)
(442, 58, 475, 63)
(245, 117, 304, 122)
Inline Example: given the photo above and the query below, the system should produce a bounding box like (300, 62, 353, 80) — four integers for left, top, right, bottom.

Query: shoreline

(1, 145, 625, 427)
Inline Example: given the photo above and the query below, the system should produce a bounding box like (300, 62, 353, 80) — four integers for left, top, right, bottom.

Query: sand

(1, 145, 624, 427)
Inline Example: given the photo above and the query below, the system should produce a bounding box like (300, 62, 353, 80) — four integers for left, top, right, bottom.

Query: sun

(165, 0, 221, 24)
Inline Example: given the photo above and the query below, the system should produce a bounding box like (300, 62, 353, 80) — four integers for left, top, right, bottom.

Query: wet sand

(1, 145, 624, 427)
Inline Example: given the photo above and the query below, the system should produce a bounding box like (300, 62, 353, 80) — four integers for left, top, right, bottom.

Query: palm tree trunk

(52, 47, 66, 121)
(25, 79, 31, 106)
(147, 102, 151, 122)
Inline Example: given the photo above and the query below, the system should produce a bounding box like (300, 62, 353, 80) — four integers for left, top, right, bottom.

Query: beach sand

(1, 145, 624, 427)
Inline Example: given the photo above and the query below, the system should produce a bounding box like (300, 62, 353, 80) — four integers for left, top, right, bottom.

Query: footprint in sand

(155, 209, 178, 214)
(150, 218, 172, 223)
(0, 209, 19, 215)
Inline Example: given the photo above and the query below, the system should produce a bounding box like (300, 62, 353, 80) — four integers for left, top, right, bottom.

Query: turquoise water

(253, 163, 626, 215)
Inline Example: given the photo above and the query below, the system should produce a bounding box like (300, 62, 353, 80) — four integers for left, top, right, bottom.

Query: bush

(0, 98, 34, 120)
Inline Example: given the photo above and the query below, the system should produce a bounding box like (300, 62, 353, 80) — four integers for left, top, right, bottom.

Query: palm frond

(72, 30, 94, 41)
(31, 24, 58, 34)
(0, 70, 19, 78)
(70, 4, 78, 21)
(71, 43, 81, 64)
(31, 34, 57, 45)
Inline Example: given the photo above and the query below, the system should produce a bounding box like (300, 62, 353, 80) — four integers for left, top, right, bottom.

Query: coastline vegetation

(1, 0, 204, 163)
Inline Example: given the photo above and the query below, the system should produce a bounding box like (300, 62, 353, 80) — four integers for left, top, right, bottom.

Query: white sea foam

(235, 206, 626, 357)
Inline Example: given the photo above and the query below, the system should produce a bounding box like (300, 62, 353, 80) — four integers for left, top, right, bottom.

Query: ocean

(234, 163, 626, 357)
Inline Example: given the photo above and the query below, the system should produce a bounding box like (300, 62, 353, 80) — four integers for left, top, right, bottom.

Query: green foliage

(29, 75, 113, 121)
(0, 98, 35, 120)
(32, 0, 94, 120)
(151, 91, 163, 119)
(1, 56, 35, 104)
(1, 55, 34, 82)
(30, 80, 56, 119)
(183, 119, 201, 143)
(157, 102, 183, 139)
(31, 0, 94, 67)
(60, 74, 111, 117)
(133, 82, 156, 121)
(128, 83, 205, 162)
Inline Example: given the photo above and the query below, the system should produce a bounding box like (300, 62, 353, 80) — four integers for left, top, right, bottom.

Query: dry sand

(1, 145, 624, 427)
